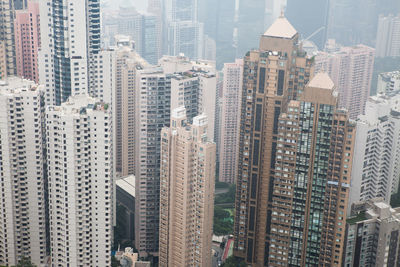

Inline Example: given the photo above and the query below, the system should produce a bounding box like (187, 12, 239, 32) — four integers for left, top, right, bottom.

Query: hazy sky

(101, 0, 148, 12)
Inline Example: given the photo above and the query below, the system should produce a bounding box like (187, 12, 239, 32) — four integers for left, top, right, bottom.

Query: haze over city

(1, 0, 400, 267)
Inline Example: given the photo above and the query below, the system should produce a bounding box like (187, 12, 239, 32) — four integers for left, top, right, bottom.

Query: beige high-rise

(159, 107, 216, 267)
(112, 43, 149, 176)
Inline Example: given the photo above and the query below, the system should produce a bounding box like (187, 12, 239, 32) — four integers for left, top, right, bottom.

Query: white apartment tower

(219, 59, 243, 184)
(39, 0, 101, 105)
(349, 92, 400, 213)
(376, 14, 400, 58)
(46, 95, 113, 266)
(377, 71, 400, 95)
(134, 67, 171, 256)
(0, 77, 47, 266)
(159, 107, 215, 267)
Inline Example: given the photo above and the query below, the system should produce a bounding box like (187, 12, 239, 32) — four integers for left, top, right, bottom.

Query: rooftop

(263, 16, 297, 39)
(307, 72, 335, 90)
(347, 211, 366, 225)
(116, 175, 136, 198)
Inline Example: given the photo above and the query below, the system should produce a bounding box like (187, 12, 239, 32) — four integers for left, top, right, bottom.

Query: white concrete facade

(349, 92, 400, 214)
(377, 71, 400, 95)
(46, 95, 113, 267)
(219, 59, 243, 183)
(376, 14, 400, 58)
(39, 0, 101, 105)
(0, 77, 47, 266)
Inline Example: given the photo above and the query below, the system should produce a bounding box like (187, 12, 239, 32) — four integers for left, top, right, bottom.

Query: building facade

(14, 0, 40, 82)
(0, 77, 47, 266)
(268, 73, 355, 266)
(159, 107, 215, 267)
(170, 70, 217, 141)
(164, 0, 204, 60)
(376, 14, 400, 58)
(219, 59, 243, 184)
(349, 92, 400, 210)
(39, 0, 101, 105)
(46, 95, 113, 266)
(378, 71, 400, 95)
(315, 45, 375, 119)
(233, 16, 314, 265)
(0, 41, 6, 79)
(102, 5, 161, 64)
(344, 199, 400, 266)
(0, 0, 17, 76)
(134, 67, 171, 256)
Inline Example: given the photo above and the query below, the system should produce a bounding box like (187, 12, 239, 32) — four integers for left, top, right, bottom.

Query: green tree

(222, 256, 246, 267)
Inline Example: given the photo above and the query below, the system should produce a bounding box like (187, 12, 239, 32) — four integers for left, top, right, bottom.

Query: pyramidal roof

(307, 72, 335, 90)
(263, 16, 297, 39)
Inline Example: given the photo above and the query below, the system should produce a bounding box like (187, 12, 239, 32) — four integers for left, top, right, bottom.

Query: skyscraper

(376, 14, 400, 58)
(134, 67, 171, 256)
(0, 77, 47, 266)
(0, 0, 17, 76)
(344, 199, 400, 266)
(39, 0, 101, 105)
(267, 73, 355, 266)
(219, 59, 243, 184)
(233, 16, 314, 265)
(164, 0, 204, 59)
(159, 107, 215, 267)
(113, 45, 149, 176)
(102, 4, 161, 64)
(46, 95, 113, 266)
(170, 70, 217, 141)
(315, 45, 375, 119)
(349, 92, 400, 209)
(14, 0, 40, 82)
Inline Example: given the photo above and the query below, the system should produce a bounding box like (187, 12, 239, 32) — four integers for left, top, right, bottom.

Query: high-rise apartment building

(344, 199, 400, 266)
(170, 70, 217, 141)
(233, 16, 314, 265)
(102, 5, 161, 64)
(113, 45, 149, 176)
(0, 77, 47, 266)
(164, 0, 204, 59)
(378, 71, 400, 94)
(0, 0, 17, 76)
(267, 73, 355, 266)
(349, 92, 400, 210)
(376, 14, 400, 58)
(315, 45, 375, 119)
(0, 41, 6, 79)
(46, 95, 113, 267)
(39, 0, 101, 105)
(159, 107, 215, 267)
(14, 0, 40, 82)
(219, 59, 243, 184)
(134, 67, 171, 256)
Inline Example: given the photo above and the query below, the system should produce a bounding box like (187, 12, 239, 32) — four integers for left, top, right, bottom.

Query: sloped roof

(263, 16, 297, 39)
(308, 72, 335, 90)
